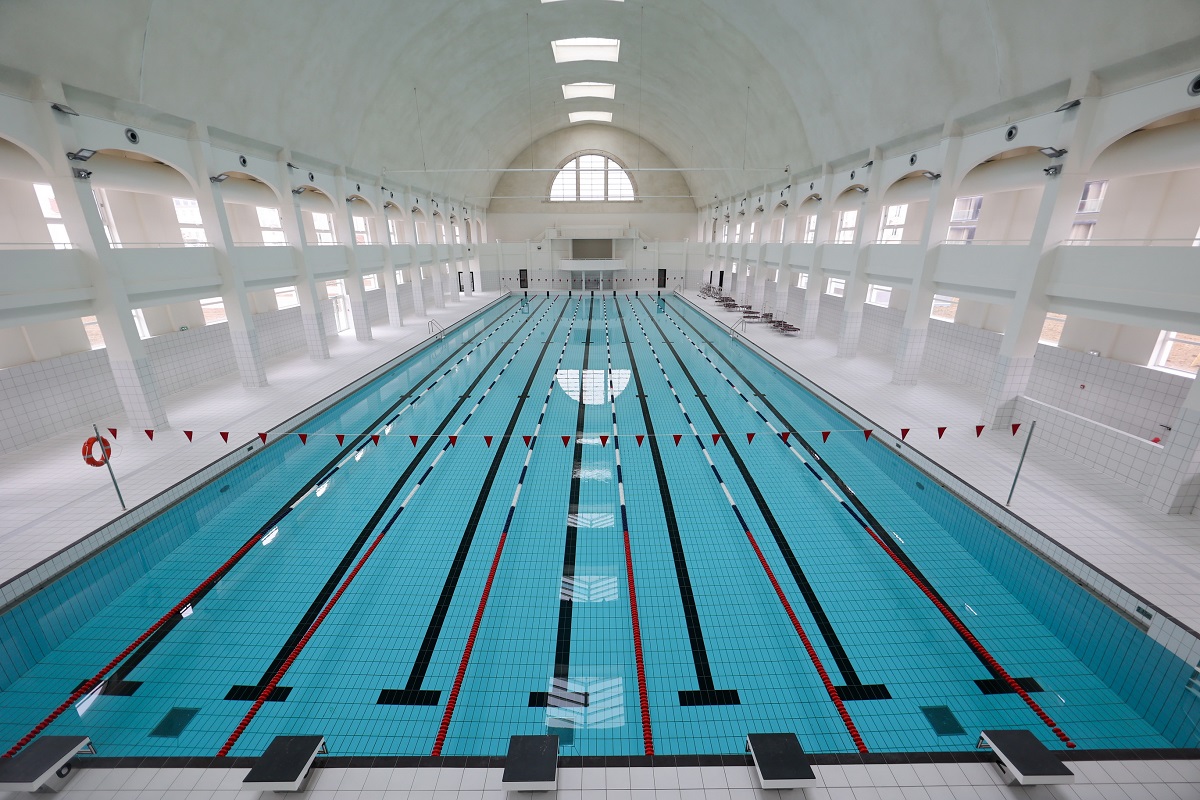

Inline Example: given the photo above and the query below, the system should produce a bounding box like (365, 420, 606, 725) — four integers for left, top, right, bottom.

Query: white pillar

(334, 172, 372, 342)
(278, 155, 329, 360)
(837, 149, 884, 359)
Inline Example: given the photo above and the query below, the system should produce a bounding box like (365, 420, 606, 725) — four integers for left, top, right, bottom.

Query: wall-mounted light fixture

(50, 102, 79, 116)
(812, 194, 822, 202)
(210, 173, 230, 183)
(852, 186, 868, 193)
(1044, 165, 1062, 177)
(67, 149, 96, 161)
(1055, 99, 1081, 112)
(1038, 147, 1068, 158)
(292, 187, 307, 195)
(861, 160, 874, 169)
(286, 162, 299, 170)
(921, 171, 941, 180)
(72, 168, 92, 180)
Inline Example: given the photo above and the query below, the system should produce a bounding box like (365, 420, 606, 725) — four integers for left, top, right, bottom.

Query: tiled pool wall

(0, 293, 514, 690)
(692, 296, 1200, 750)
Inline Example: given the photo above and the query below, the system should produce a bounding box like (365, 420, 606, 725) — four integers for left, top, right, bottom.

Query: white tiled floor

(2, 289, 1198, 798)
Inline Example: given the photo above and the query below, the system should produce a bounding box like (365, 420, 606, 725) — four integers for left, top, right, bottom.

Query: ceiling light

(921, 171, 941, 180)
(292, 187, 307, 195)
(1038, 147, 1068, 158)
(210, 173, 230, 183)
(552, 38, 620, 64)
(852, 186, 868, 193)
(1044, 165, 1062, 177)
(1055, 99, 1081, 112)
(50, 102, 79, 116)
(67, 149, 96, 161)
(569, 111, 613, 124)
(563, 82, 617, 100)
(72, 168, 92, 180)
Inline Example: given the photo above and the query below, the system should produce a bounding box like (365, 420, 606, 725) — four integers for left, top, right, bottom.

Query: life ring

(83, 436, 112, 467)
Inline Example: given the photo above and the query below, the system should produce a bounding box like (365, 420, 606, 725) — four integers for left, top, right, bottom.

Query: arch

(218, 170, 285, 208)
(90, 148, 202, 198)
(956, 147, 1047, 197)
(291, 184, 336, 212)
(1089, 110, 1200, 180)
(0, 134, 53, 182)
(880, 171, 937, 205)
(547, 151, 637, 201)
(346, 193, 378, 215)
(832, 185, 869, 211)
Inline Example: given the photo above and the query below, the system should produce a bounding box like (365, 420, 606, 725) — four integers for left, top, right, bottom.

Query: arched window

(549, 154, 635, 201)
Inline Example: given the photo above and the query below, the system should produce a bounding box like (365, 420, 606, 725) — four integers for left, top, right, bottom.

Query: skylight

(551, 38, 620, 63)
(569, 111, 613, 124)
(563, 82, 617, 100)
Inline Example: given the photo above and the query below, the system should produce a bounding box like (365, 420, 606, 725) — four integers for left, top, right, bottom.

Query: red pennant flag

(781, 432, 790, 443)
(863, 430, 873, 442)
(636, 434, 644, 446)
(335, 434, 345, 446)
(562, 435, 571, 447)
(371, 434, 380, 446)
(449, 435, 457, 446)
(937, 427, 947, 439)
(672, 434, 682, 446)
(485, 435, 493, 447)
(747, 432, 755, 444)
(184, 430, 193, 442)
(108, 427, 118, 439)
(821, 431, 830, 443)
(298, 433, 307, 445)
(975, 425, 985, 438)
(1012, 423, 1021, 436)
(599, 435, 609, 447)
(220, 431, 229, 443)
(523, 435, 532, 446)
(258, 432, 268, 443)
(410, 435, 419, 446)
(145, 429, 155, 441)
(711, 433, 721, 445)
(900, 428, 910, 441)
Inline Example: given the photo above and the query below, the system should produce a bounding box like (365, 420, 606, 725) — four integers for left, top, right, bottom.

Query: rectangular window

(802, 215, 817, 244)
(453, 225, 462, 244)
(388, 219, 401, 245)
(946, 225, 977, 243)
(1152, 330, 1200, 374)
(948, 195, 982, 242)
(731, 263, 738, 275)
(834, 210, 858, 244)
(363, 273, 379, 291)
(312, 212, 336, 244)
(46, 223, 72, 249)
(748, 221, 756, 241)
(773, 269, 779, 282)
(132, 308, 150, 339)
(930, 294, 958, 322)
(796, 272, 808, 289)
(420, 266, 426, 279)
(826, 277, 845, 297)
(80, 315, 105, 349)
(1069, 221, 1096, 241)
(274, 286, 300, 309)
(173, 197, 207, 246)
(395, 269, 405, 285)
(439, 223, 448, 242)
(879, 204, 908, 243)
(1039, 312, 1066, 346)
(722, 223, 729, 243)
(352, 215, 372, 245)
(770, 217, 784, 242)
(33, 184, 71, 248)
(1077, 180, 1108, 214)
(93, 188, 120, 246)
(734, 223, 742, 243)
(865, 284, 892, 307)
(199, 297, 226, 325)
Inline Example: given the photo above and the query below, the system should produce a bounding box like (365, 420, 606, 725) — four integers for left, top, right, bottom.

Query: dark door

(458, 272, 464, 292)
(718, 270, 725, 288)
(519, 268, 529, 289)
(657, 268, 667, 288)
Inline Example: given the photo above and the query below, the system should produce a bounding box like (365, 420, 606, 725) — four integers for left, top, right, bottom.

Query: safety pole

(93, 423, 126, 510)
(1006, 420, 1036, 507)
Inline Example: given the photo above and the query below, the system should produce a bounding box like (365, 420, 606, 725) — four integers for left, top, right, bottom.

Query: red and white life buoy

(82, 436, 112, 467)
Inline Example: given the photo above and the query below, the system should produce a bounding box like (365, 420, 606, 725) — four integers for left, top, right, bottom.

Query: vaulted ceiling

(2, 1, 1198, 206)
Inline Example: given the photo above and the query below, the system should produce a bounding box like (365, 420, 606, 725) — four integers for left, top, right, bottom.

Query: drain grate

(920, 705, 966, 736)
(149, 707, 200, 738)
(547, 724, 574, 747)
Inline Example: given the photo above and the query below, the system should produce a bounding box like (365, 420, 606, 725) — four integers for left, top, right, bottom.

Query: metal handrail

(427, 319, 445, 340)
(729, 317, 748, 339)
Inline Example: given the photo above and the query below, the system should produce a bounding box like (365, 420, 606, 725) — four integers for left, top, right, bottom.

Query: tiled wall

(1016, 397, 1162, 490)
(859, 304, 904, 357)
(816, 292, 843, 339)
(921, 320, 1002, 389)
(143, 323, 237, 397)
(254, 306, 306, 360)
(784, 286, 806, 326)
(365, 288, 390, 323)
(1027, 345, 1189, 440)
(0, 350, 123, 453)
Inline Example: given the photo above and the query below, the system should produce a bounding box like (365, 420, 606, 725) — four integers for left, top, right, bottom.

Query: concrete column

(377, 202, 404, 326)
(837, 150, 884, 358)
(425, 204, 447, 308)
(891, 129, 964, 385)
(278, 155, 329, 360)
(409, 266, 427, 316)
(981, 79, 1099, 427)
(34, 82, 170, 428)
(189, 134, 268, 388)
(797, 168, 837, 339)
(333, 173, 372, 342)
(1146, 379, 1200, 515)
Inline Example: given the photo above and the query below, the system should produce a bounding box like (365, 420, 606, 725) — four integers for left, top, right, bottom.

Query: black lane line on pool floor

(379, 298, 577, 706)
(95, 299, 528, 699)
(529, 298, 595, 709)
(614, 300, 740, 707)
(663, 297, 1044, 697)
(637, 298, 890, 702)
(221, 298, 556, 702)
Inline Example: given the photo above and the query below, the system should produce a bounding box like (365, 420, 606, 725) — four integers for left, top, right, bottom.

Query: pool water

(0, 294, 1182, 759)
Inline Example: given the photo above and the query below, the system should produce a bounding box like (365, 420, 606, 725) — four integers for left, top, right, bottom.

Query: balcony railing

(1058, 238, 1200, 247)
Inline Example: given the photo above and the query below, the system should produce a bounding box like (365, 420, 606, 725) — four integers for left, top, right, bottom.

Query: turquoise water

(0, 294, 1187, 759)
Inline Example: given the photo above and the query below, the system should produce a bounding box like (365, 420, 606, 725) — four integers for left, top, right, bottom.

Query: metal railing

(427, 319, 445, 340)
(729, 317, 748, 339)
(1058, 238, 1200, 247)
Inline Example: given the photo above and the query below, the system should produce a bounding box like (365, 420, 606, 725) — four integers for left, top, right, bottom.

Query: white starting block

(242, 735, 326, 793)
(746, 733, 819, 790)
(0, 735, 95, 793)
(501, 735, 559, 791)
(978, 729, 1074, 785)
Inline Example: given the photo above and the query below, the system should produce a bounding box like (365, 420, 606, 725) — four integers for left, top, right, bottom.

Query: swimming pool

(0, 293, 1195, 760)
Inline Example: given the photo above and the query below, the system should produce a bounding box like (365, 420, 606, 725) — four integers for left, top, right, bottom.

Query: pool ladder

(729, 317, 748, 339)
(427, 319, 445, 340)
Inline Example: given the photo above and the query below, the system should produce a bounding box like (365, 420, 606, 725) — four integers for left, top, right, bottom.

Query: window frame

(548, 152, 637, 202)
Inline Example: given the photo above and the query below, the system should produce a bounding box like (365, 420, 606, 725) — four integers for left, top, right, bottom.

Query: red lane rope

(3, 534, 263, 759)
(431, 531, 509, 757)
(861, 527, 1075, 748)
(744, 529, 869, 754)
(217, 524, 393, 757)
(624, 530, 653, 755)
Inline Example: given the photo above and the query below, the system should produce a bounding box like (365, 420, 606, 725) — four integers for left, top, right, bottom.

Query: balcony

(558, 258, 626, 271)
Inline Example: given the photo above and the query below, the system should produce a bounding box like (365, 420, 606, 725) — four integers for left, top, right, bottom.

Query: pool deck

(1, 289, 1198, 798)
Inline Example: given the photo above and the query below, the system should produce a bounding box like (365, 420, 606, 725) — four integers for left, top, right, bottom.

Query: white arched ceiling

(1, 1, 1198, 206)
